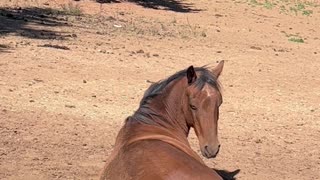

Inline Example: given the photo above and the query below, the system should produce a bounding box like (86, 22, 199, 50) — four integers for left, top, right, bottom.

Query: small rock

(98, 49, 106, 53)
(33, 78, 43, 83)
(96, 31, 104, 35)
(106, 98, 112, 102)
(83, 80, 87, 83)
(136, 49, 144, 54)
(65, 105, 76, 108)
(113, 24, 122, 28)
(29, 100, 35, 103)
(284, 140, 294, 144)
(250, 46, 262, 50)
(145, 52, 150, 58)
(153, 54, 159, 57)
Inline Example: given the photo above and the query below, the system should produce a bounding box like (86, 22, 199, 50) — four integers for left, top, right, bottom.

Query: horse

(100, 61, 225, 180)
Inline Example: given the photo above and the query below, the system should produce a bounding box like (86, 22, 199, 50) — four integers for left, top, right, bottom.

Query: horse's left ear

(187, 66, 197, 84)
(212, 60, 224, 78)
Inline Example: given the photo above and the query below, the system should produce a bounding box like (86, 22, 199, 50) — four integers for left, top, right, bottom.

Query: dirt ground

(0, 0, 319, 179)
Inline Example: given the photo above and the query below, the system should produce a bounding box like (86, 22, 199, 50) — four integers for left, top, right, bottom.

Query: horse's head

(183, 61, 224, 159)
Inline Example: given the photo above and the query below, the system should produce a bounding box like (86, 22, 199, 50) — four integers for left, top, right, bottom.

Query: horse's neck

(149, 79, 190, 136)
(121, 123, 205, 164)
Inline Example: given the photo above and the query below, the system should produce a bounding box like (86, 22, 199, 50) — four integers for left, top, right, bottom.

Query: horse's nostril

(203, 145, 210, 157)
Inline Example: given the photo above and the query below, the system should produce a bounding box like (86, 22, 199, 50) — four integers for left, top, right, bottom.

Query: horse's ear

(187, 66, 197, 84)
(212, 60, 224, 78)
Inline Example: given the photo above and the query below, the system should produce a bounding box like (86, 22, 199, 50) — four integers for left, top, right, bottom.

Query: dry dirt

(0, 0, 320, 179)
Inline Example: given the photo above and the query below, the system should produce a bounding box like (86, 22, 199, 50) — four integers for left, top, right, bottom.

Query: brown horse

(101, 61, 225, 180)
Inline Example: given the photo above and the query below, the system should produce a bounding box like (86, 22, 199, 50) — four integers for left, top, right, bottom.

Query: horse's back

(102, 139, 222, 180)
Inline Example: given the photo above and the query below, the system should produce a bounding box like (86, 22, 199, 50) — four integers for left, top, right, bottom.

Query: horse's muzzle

(202, 144, 220, 159)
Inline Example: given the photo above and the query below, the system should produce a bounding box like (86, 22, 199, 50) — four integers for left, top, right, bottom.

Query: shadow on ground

(0, 7, 72, 40)
(94, 0, 201, 12)
(213, 168, 241, 180)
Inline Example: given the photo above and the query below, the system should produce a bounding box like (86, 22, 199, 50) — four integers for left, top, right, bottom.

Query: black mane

(140, 66, 221, 106)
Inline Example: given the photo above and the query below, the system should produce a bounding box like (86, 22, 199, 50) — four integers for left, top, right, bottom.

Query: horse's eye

(190, 104, 197, 110)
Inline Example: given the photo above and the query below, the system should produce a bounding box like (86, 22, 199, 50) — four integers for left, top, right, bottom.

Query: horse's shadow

(212, 168, 240, 180)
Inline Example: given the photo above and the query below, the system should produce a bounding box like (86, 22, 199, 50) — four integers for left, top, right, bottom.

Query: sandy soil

(0, 0, 319, 179)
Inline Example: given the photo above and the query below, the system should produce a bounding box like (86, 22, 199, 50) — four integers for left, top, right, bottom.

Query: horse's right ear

(187, 66, 197, 84)
(211, 60, 224, 78)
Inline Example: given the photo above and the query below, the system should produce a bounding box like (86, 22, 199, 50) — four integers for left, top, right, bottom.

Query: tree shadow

(212, 168, 241, 180)
(0, 7, 72, 40)
(94, 0, 201, 13)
